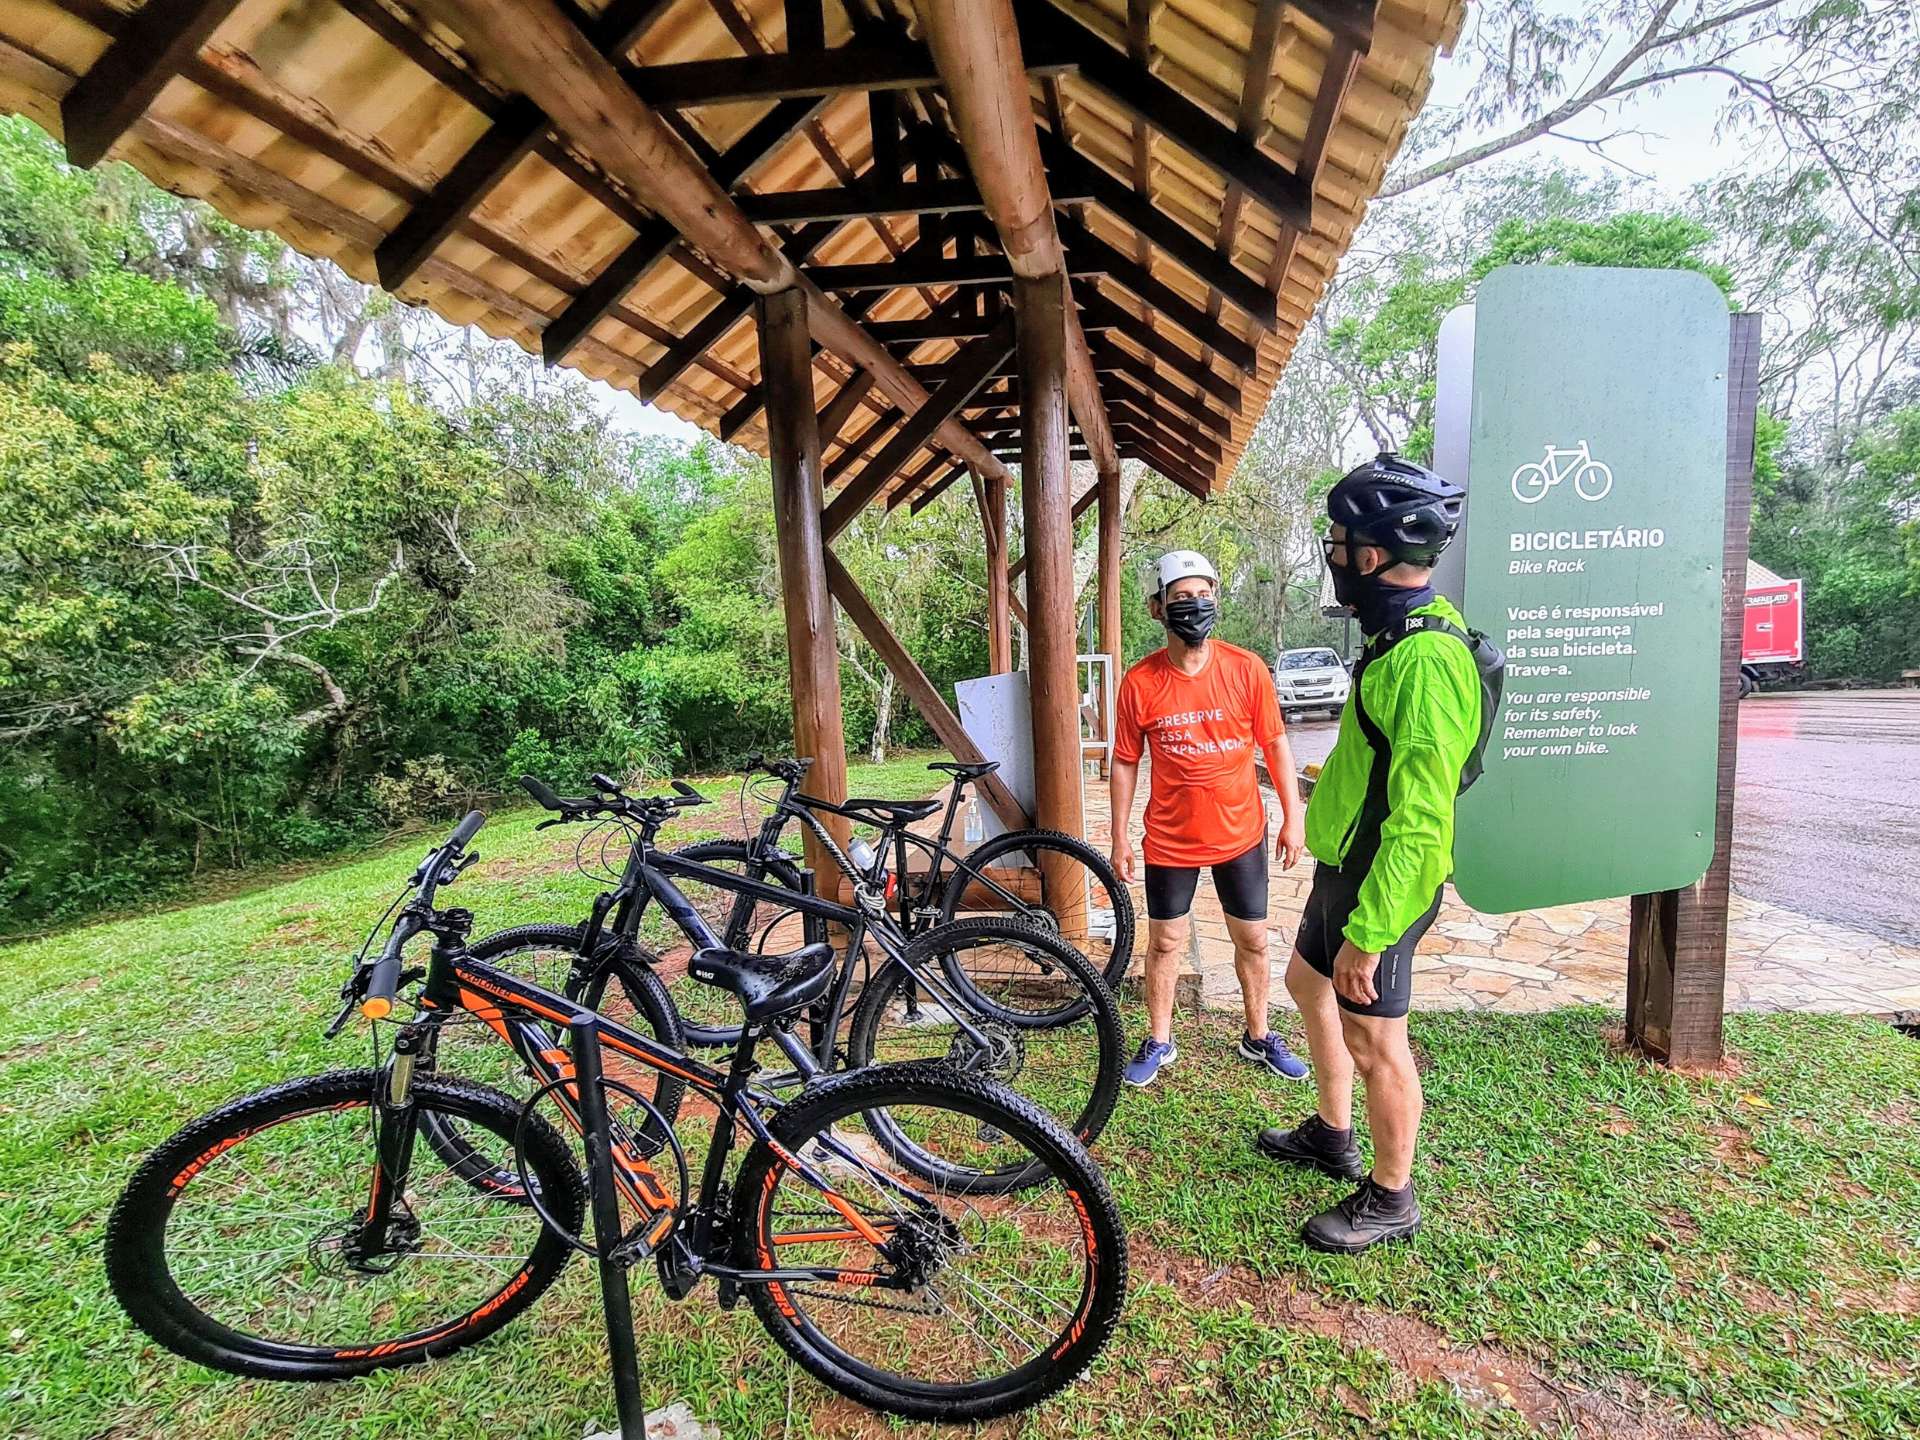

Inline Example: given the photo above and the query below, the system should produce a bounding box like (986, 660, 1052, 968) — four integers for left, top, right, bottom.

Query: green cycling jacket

(1303, 595, 1481, 953)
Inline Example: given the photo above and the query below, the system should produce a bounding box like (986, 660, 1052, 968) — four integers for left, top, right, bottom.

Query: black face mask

(1328, 547, 1401, 635)
(1163, 595, 1217, 645)
(1330, 547, 1433, 637)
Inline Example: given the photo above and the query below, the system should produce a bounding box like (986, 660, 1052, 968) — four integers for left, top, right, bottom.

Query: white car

(1273, 646, 1350, 721)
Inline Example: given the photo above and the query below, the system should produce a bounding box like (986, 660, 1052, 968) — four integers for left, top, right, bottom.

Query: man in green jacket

(1258, 453, 1479, 1253)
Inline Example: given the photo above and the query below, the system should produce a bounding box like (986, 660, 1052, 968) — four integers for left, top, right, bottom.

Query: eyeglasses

(1319, 536, 1344, 564)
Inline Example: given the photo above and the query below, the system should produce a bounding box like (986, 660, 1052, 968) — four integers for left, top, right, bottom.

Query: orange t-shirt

(1114, 641, 1282, 867)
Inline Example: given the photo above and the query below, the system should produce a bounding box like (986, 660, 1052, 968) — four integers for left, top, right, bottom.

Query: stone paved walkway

(1077, 761, 1920, 1020)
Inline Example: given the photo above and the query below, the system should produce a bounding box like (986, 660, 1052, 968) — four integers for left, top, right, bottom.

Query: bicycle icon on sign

(1510, 440, 1613, 504)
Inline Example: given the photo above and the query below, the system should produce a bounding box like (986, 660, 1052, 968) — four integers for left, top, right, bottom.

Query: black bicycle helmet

(1326, 451, 1464, 566)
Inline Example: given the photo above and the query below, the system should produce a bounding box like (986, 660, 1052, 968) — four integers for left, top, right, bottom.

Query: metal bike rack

(570, 1011, 649, 1440)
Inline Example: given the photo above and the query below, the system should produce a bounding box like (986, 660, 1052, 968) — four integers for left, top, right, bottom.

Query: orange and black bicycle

(105, 809, 1128, 1421)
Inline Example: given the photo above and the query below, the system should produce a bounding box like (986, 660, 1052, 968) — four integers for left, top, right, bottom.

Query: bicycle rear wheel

(421, 925, 685, 1190)
(106, 1071, 582, 1379)
(846, 918, 1121, 1191)
(937, 828, 1135, 990)
(732, 1064, 1127, 1421)
(660, 840, 818, 1047)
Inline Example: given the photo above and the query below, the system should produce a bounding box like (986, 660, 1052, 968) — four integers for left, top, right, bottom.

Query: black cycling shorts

(1144, 840, 1269, 922)
(1296, 862, 1443, 1019)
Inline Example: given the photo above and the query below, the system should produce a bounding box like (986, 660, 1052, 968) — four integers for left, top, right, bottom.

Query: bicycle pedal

(614, 1207, 678, 1264)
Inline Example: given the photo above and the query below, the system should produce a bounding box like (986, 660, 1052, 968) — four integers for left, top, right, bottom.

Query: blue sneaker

(1239, 1031, 1309, 1081)
(1123, 1037, 1178, 1087)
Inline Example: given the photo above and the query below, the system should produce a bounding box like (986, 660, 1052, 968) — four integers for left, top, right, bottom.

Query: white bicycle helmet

(1155, 549, 1218, 596)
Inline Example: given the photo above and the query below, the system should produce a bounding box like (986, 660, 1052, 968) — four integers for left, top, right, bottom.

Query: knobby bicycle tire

(730, 1063, 1128, 1421)
(416, 925, 685, 1191)
(935, 826, 1135, 992)
(106, 1071, 583, 1380)
(845, 917, 1122, 1192)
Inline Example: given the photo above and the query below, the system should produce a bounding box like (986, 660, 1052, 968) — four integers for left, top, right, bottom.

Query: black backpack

(1352, 613, 1505, 794)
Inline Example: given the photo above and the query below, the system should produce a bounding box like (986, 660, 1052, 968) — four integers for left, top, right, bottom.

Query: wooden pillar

(758, 287, 850, 878)
(1017, 272, 1088, 934)
(1626, 314, 1760, 1068)
(1095, 462, 1123, 777)
(986, 470, 1012, 674)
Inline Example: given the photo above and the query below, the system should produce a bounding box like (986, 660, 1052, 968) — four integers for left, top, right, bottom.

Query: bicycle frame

(374, 929, 916, 1293)
(550, 796, 1013, 1079)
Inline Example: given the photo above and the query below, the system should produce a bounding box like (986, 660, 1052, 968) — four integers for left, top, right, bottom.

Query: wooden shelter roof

(0, 0, 1462, 505)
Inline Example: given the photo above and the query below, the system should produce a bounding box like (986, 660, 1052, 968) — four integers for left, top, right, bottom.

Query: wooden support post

(1096, 462, 1123, 776)
(985, 470, 1012, 674)
(1016, 272, 1089, 932)
(1625, 314, 1760, 1068)
(758, 287, 851, 877)
(825, 553, 1031, 834)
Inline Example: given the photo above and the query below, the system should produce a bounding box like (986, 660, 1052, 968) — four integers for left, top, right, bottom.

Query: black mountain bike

(106, 811, 1128, 1421)
(676, 756, 1133, 1003)
(459, 774, 1123, 1176)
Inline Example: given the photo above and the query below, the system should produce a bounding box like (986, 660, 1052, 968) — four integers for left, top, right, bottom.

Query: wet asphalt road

(1731, 692, 1920, 945)
(1281, 690, 1920, 945)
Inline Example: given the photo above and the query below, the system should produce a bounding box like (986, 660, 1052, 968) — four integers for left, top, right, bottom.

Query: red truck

(1741, 562, 1804, 697)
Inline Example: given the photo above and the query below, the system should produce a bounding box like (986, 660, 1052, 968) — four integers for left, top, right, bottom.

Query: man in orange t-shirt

(1111, 551, 1307, 1087)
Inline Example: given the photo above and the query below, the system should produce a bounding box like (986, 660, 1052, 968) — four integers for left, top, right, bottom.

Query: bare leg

(1284, 952, 1353, 1130)
(1225, 913, 1271, 1039)
(1143, 916, 1188, 1045)
(1340, 1012, 1422, 1188)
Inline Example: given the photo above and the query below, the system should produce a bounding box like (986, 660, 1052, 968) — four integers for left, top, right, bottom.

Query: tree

(1386, 1, 1920, 297)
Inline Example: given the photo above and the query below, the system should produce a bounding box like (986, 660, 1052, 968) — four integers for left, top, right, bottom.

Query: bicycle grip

(360, 926, 411, 1021)
(519, 775, 566, 811)
(449, 809, 486, 851)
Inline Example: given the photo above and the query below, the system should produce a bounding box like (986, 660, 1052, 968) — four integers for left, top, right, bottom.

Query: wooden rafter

(637, 219, 842, 403)
(1012, 0, 1314, 230)
(1037, 131, 1275, 327)
(542, 95, 821, 365)
(822, 317, 1016, 541)
(375, 0, 679, 291)
(61, 0, 246, 168)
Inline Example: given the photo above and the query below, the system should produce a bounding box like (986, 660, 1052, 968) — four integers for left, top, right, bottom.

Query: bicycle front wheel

(937, 827, 1135, 990)
(732, 1064, 1128, 1421)
(106, 1071, 583, 1380)
(846, 918, 1122, 1190)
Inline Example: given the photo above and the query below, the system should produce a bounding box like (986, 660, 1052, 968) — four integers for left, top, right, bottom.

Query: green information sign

(1453, 267, 1728, 912)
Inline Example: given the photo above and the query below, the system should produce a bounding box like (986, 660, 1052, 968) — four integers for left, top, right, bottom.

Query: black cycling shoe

(1255, 1114, 1365, 1181)
(1301, 1178, 1421, 1254)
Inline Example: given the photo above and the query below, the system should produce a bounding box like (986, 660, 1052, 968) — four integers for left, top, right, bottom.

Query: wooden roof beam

(621, 37, 1073, 107)
(61, 0, 247, 168)
(1057, 215, 1258, 372)
(1074, 282, 1242, 409)
(637, 219, 842, 403)
(737, 172, 1097, 225)
(375, 0, 679, 291)
(543, 95, 820, 364)
(1288, 0, 1375, 50)
(410, 0, 1010, 482)
(809, 250, 1105, 291)
(1036, 131, 1276, 329)
(822, 317, 1016, 541)
(915, 0, 1118, 477)
(1012, 0, 1313, 231)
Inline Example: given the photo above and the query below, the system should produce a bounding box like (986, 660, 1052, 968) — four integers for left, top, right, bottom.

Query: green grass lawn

(2, 754, 1915, 1438)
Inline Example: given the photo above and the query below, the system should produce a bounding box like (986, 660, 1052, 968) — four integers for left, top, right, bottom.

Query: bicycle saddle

(686, 942, 835, 1022)
(927, 760, 1000, 781)
(795, 793, 943, 826)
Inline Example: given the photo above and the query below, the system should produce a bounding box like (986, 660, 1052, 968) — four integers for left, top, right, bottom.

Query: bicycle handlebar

(360, 910, 424, 1020)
